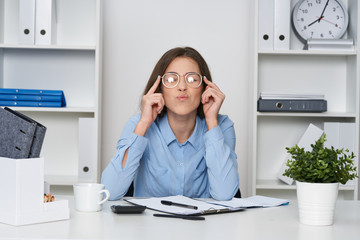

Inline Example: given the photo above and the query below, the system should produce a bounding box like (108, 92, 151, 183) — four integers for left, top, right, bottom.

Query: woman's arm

(204, 115, 239, 201)
(101, 115, 148, 200)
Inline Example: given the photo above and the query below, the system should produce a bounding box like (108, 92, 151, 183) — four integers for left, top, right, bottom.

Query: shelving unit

(251, 0, 359, 200)
(0, 0, 103, 186)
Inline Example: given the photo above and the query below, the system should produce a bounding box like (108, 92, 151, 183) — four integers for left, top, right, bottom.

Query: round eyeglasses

(161, 72, 203, 89)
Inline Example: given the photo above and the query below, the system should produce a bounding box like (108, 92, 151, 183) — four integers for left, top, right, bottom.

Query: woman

(101, 47, 239, 201)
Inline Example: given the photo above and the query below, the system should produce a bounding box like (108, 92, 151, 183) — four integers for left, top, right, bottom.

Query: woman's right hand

(134, 76, 164, 136)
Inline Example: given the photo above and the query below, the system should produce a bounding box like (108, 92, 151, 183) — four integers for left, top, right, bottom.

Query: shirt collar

(158, 114, 202, 150)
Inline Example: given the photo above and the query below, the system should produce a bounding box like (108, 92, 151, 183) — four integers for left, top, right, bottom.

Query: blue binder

(0, 88, 66, 107)
(0, 94, 62, 102)
(0, 101, 63, 107)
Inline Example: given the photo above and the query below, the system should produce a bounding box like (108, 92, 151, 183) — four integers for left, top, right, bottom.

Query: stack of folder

(258, 92, 327, 112)
(0, 107, 46, 159)
(0, 88, 66, 107)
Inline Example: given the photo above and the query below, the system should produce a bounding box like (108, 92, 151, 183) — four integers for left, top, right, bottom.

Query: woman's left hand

(201, 77, 225, 130)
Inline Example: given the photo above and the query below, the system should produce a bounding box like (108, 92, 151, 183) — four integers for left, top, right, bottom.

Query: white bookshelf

(251, 0, 359, 200)
(0, 0, 103, 186)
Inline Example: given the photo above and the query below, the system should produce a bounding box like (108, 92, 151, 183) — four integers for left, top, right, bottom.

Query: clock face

(292, 0, 349, 41)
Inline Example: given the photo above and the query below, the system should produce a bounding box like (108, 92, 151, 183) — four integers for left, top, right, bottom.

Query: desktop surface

(0, 196, 359, 240)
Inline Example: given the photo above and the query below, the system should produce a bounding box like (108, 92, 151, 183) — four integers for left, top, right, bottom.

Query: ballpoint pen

(153, 213, 205, 221)
(161, 200, 198, 210)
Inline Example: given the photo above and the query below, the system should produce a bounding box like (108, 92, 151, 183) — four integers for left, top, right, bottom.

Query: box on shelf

(0, 157, 69, 226)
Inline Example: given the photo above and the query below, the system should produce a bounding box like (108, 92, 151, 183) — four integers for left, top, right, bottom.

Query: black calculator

(111, 205, 146, 214)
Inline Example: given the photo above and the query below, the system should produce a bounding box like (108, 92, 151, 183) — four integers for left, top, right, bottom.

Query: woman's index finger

(147, 76, 161, 94)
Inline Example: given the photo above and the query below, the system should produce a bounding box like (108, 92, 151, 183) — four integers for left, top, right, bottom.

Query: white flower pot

(296, 181, 339, 226)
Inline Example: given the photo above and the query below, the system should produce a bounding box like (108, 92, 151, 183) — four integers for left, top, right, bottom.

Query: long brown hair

(143, 47, 212, 118)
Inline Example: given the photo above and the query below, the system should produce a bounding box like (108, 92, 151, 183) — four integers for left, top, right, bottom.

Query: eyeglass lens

(162, 73, 202, 88)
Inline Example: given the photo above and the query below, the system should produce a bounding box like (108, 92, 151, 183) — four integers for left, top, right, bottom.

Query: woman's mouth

(176, 95, 188, 101)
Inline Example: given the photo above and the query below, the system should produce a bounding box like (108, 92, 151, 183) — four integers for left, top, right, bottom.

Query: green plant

(283, 134, 358, 184)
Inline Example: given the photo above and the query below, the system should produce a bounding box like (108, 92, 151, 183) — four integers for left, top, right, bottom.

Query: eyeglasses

(161, 72, 203, 89)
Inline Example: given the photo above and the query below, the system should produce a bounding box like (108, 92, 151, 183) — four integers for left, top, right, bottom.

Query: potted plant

(283, 134, 358, 226)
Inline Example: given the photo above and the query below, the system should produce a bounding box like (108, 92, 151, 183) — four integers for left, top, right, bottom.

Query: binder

(273, 0, 290, 50)
(257, 99, 327, 112)
(18, 0, 36, 45)
(0, 94, 62, 102)
(277, 124, 324, 185)
(258, 0, 274, 50)
(78, 118, 96, 182)
(0, 107, 37, 159)
(0, 88, 66, 107)
(35, 0, 57, 45)
(4, 107, 46, 158)
(0, 101, 64, 107)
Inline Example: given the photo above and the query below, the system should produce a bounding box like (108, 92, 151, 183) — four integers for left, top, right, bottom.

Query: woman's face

(162, 57, 203, 118)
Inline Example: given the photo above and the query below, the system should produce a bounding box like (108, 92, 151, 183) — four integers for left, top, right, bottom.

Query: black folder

(0, 107, 46, 159)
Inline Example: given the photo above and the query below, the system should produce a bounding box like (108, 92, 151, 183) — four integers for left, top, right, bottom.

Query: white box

(273, 0, 290, 50)
(19, 0, 36, 44)
(258, 0, 274, 50)
(0, 157, 69, 226)
(35, 0, 57, 45)
(277, 124, 324, 184)
(78, 118, 97, 182)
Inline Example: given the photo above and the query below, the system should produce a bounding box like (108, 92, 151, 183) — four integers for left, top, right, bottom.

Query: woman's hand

(201, 77, 225, 130)
(134, 76, 164, 136)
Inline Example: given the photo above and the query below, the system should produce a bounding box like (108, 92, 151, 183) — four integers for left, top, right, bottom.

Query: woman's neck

(167, 111, 197, 144)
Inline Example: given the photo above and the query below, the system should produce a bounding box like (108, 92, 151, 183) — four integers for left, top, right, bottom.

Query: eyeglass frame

(161, 72, 203, 89)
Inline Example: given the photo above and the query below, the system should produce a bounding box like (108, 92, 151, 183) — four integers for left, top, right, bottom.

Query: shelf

(258, 49, 357, 56)
(0, 44, 96, 51)
(12, 107, 96, 113)
(257, 112, 357, 118)
(256, 179, 356, 191)
(45, 175, 78, 186)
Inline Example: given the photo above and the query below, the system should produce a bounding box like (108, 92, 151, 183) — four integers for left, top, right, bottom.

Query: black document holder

(0, 107, 46, 159)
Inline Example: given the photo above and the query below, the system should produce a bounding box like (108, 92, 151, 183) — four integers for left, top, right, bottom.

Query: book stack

(0, 88, 66, 107)
(257, 92, 327, 112)
(0, 107, 46, 159)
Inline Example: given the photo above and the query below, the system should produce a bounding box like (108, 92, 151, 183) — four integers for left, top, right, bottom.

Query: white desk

(0, 197, 359, 240)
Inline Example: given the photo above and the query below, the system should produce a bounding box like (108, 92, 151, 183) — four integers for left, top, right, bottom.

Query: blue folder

(0, 88, 66, 107)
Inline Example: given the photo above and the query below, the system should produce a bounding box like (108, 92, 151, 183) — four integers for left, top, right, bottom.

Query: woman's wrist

(134, 119, 152, 136)
(205, 117, 218, 130)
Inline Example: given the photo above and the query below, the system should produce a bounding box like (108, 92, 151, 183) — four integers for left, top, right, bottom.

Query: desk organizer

(0, 157, 69, 226)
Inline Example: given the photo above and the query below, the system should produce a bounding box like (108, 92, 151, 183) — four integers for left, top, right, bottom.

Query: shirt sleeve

(101, 114, 148, 200)
(204, 115, 239, 200)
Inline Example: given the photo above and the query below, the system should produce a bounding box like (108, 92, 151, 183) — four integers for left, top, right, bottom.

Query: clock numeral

(307, 3, 313, 7)
(320, 33, 324, 38)
(316, 0, 321, 4)
(329, 30, 333, 35)
(303, 26, 307, 30)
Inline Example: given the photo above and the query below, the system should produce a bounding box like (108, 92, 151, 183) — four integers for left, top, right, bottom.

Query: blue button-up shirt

(101, 113, 239, 201)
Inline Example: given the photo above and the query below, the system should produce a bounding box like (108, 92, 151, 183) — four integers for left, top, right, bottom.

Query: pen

(153, 213, 205, 221)
(161, 200, 198, 210)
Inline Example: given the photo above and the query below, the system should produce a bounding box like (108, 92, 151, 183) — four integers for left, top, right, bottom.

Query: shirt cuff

(204, 125, 224, 146)
(130, 132, 149, 152)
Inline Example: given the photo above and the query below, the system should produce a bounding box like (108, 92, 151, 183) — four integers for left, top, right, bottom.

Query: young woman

(101, 47, 239, 201)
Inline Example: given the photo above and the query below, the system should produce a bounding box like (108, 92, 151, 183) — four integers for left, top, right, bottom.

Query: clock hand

(318, 0, 330, 23)
(308, 17, 321, 27)
(319, 17, 339, 27)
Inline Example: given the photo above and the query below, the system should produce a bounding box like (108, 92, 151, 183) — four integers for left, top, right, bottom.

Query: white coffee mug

(73, 183, 110, 212)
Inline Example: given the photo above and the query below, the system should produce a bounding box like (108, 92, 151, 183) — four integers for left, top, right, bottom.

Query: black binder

(0, 107, 46, 159)
(257, 99, 327, 112)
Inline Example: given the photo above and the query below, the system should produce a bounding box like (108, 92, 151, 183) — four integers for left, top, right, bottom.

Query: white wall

(101, 0, 252, 196)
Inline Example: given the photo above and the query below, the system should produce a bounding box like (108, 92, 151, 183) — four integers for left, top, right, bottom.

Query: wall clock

(292, 0, 349, 42)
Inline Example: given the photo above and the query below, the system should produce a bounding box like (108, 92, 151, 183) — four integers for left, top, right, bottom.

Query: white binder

(35, 0, 57, 45)
(78, 118, 97, 182)
(18, 0, 36, 45)
(273, 0, 290, 50)
(277, 124, 324, 185)
(258, 0, 274, 50)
